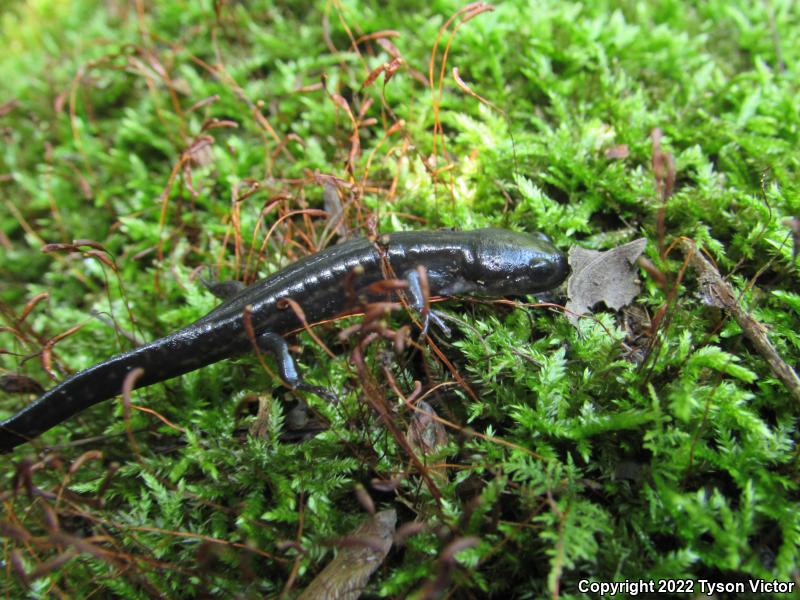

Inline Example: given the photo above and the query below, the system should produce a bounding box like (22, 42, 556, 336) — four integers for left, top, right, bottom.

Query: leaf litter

(565, 239, 648, 326)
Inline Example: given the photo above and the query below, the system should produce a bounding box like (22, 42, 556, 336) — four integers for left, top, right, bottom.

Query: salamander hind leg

(255, 332, 338, 403)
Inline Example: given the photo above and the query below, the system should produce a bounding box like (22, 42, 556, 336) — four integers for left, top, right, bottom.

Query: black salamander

(0, 228, 568, 453)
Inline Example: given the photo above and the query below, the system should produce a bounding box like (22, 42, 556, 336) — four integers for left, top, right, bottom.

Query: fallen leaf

(406, 401, 449, 485)
(297, 509, 397, 600)
(565, 239, 647, 326)
(323, 180, 347, 237)
(406, 401, 448, 455)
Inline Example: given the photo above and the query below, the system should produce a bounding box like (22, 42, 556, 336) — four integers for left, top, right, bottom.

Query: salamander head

(467, 228, 568, 296)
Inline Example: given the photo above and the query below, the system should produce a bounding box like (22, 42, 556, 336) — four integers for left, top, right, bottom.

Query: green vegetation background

(1, 0, 799, 597)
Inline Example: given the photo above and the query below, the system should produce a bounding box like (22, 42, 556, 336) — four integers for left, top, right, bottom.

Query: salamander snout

(470, 228, 569, 296)
(530, 250, 568, 290)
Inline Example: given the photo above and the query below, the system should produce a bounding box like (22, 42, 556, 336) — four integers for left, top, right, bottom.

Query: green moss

(1, 0, 799, 597)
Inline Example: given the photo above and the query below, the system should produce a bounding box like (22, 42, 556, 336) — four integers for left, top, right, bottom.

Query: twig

(680, 239, 800, 403)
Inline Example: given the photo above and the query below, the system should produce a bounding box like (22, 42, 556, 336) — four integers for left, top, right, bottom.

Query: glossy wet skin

(466, 228, 568, 296)
(427, 228, 567, 297)
(0, 228, 568, 453)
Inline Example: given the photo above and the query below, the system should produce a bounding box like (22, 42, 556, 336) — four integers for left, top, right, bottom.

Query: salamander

(0, 228, 568, 453)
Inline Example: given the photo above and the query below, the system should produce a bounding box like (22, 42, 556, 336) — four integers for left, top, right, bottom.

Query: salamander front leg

(405, 269, 451, 337)
(255, 332, 337, 402)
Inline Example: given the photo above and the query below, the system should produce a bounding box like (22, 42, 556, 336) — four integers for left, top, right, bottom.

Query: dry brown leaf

(406, 401, 448, 455)
(297, 509, 397, 600)
(406, 401, 449, 485)
(566, 239, 647, 326)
